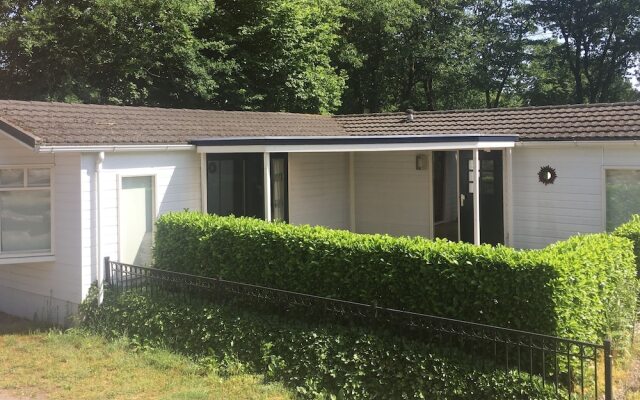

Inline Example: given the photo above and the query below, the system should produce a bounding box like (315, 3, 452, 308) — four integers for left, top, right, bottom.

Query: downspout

(95, 152, 105, 303)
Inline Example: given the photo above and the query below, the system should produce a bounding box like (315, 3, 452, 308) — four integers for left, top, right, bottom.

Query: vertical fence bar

(604, 339, 613, 400)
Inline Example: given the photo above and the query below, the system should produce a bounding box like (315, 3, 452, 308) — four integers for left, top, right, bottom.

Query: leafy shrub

(81, 288, 562, 400)
(613, 214, 640, 274)
(154, 212, 637, 344)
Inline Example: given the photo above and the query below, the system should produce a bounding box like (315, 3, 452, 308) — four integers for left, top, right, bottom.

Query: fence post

(104, 256, 111, 286)
(604, 338, 613, 400)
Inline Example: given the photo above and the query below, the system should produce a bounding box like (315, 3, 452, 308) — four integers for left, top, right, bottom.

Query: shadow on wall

(0, 286, 77, 327)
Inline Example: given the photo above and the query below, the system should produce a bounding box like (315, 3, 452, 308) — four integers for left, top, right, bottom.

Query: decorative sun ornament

(538, 165, 557, 185)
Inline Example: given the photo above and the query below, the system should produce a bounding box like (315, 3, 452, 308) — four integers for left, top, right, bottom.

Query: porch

(194, 135, 517, 246)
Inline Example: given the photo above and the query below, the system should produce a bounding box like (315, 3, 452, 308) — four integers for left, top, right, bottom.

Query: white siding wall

(288, 152, 350, 229)
(0, 133, 82, 323)
(512, 144, 640, 249)
(355, 151, 431, 237)
(80, 151, 202, 296)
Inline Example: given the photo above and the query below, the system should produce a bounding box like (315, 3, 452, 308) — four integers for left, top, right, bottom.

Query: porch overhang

(192, 134, 518, 153)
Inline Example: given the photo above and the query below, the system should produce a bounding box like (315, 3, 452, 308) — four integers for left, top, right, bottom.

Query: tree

(0, 0, 225, 106)
(467, 0, 535, 108)
(532, 0, 640, 103)
(0, 0, 346, 113)
(203, 0, 346, 113)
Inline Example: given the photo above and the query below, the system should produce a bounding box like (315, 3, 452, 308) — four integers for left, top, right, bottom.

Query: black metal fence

(104, 257, 614, 400)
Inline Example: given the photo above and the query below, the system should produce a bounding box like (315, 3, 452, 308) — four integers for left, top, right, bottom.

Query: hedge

(153, 212, 637, 343)
(613, 214, 640, 274)
(80, 288, 561, 400)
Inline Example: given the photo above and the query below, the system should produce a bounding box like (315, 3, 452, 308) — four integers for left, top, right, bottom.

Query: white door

(120, 176, 154, 266)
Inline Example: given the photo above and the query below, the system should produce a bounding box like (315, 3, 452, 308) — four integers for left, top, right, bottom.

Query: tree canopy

(0, 0, 638, 113)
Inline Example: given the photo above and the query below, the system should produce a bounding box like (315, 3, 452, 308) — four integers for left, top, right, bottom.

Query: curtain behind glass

(271, 158, 286, 221)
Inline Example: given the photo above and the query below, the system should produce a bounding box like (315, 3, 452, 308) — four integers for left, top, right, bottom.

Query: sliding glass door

(206, 153, 289, 221)
(432, 151, 459, 241)
(207, 153, 265, 219)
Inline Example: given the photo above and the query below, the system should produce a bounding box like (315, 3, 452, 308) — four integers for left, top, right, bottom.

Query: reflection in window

(606, 170, 640, 231)
(433, 151, 459, 241)
(0, 168, 52, 255)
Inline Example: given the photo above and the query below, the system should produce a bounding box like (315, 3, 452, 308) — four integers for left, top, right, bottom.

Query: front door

(459, 150, 504, 245)
(207, 153, 265, 219)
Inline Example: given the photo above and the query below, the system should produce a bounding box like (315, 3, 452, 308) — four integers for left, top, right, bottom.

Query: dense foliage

(154, 212, 637, 344)
(1, 0, 638, 112)
(613, 214, 640, 274)
(80, 288, 560, 400)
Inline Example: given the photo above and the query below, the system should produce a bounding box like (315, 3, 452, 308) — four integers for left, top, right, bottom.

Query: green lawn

(0, 313, 291, 400)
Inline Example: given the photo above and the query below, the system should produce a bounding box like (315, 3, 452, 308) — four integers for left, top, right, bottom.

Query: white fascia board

(517, 140, 640, 148)
(196, 141, 516, 154)
(36, 144, 196, 153)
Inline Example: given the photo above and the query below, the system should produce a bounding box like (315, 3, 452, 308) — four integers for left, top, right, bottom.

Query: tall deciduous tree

(467, 0, 534, 108)
(531, 0, 640, 103)
(204, 0, 347, 113)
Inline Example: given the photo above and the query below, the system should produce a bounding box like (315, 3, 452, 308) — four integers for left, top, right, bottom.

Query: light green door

(120, 176, 154, 266)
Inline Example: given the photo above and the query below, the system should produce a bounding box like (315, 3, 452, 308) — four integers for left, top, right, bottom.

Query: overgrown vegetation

(1, 0, 638, 112)
(80, 288, 561, 400)
(614, 214, 640, 274)
(154, 211, 637, 344)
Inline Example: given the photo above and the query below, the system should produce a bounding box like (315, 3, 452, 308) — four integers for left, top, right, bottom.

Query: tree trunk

(425, 74, 435, 111)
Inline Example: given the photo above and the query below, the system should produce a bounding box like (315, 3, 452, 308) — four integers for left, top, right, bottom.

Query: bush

(613, 214, 640, 274)
(81, 288, 561, 400)
(154, 212, 637, 343)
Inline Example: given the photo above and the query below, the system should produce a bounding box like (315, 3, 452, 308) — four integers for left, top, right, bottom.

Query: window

(0, 167, 52, 256)
(606, 169, 640, 231)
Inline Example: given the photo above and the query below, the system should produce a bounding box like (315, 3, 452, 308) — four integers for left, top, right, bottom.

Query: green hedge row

(154, 212, 637, 343)
(613, 214, 640, 274)
(80, 288, 561, 400)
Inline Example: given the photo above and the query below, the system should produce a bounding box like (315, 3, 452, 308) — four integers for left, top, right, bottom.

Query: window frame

(602, 165, 640, 232)
(0, 164, 55, 261)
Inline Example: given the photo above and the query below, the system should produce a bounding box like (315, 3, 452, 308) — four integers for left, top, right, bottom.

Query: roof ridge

(0, 100, 331, 118)
(332, 101, 640, 118)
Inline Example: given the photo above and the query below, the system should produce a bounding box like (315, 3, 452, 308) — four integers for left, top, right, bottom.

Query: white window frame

(602, 165, 640, 232)
(0, 164, 55, 263)
(116, 174, 157, 264)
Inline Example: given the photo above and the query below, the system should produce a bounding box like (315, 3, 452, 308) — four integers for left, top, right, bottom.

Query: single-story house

(1, 100, 640, 323)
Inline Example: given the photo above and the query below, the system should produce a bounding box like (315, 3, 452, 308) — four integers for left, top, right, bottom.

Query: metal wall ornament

(538, 165, 557, 185)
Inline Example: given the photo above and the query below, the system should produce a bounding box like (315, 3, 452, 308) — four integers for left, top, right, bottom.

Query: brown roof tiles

(1, 100, 639, 148)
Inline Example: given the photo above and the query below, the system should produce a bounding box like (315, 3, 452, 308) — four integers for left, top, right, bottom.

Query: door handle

(460, 193, 466, 207)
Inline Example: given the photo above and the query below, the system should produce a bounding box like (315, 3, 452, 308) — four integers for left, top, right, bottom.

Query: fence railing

(104, 257, 614, 400)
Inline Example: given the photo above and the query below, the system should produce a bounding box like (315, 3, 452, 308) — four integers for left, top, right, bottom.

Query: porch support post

(263, 152, 272, 221)
(505, 148, 514, 246)
(349, 152, 356, 232)
(473, 148, 481, 245)
(200, 153, 207, 213)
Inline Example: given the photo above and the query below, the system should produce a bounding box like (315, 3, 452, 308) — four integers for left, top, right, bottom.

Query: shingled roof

(335, 102, 640, 141)
(0, 100, 345, 147)
(0, 100, 639, 148)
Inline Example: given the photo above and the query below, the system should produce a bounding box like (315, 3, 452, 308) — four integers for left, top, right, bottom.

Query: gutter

(35, 144, 195, 153)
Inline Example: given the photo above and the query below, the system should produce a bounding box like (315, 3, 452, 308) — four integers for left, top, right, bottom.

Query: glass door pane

(206, 154, 265, 219)
(433, 151, 459, 241)
(271, 155, 288, 222)
(120, 176, 154, 266)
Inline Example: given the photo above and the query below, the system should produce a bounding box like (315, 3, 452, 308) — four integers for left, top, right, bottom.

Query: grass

(0, 314, 291, 400)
